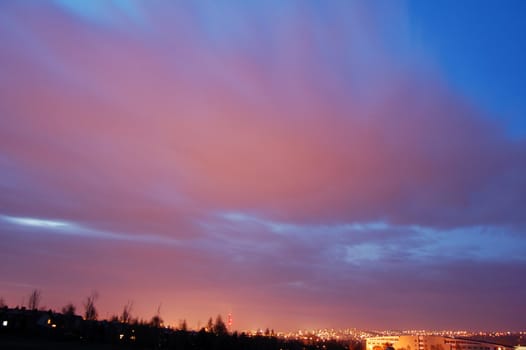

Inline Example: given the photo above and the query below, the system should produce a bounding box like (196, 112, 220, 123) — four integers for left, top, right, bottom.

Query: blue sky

(409, 0, 526, 137)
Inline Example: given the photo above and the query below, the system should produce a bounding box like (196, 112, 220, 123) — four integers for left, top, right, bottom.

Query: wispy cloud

(217, 212, 526, 265)
(1, 214, 181, 246)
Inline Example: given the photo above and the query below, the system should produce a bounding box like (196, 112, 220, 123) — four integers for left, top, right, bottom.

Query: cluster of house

(1, 306, 83, 338)
(366, 335, 519, 350)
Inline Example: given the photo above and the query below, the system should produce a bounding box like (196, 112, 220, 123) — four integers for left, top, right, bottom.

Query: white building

(366, 335, 513, 350)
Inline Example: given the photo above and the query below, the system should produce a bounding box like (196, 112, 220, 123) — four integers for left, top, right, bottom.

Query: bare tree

(120, 301, 133, 323)
(0, 297, 6, 308)
(179, 319, 188, 331)
(83, 292, 98, 321)
(28, 289, 41, 310)
(150, 314, 163, 328)
(150, 303, 163, 328)
(61, 303, 76, 316)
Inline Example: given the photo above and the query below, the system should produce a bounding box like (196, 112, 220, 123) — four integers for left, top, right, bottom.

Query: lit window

(2, 320, 7, 327)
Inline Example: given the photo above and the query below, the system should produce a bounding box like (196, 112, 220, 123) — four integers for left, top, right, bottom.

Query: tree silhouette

(206, 317, 214, 332)
(179, 319, 188, 331)
(61, 303, 76, 316)
(120, 301, 133, 323)
(83, 292, 98, 320)
(0, 297, 5, 308)
(213, 314, 228, 335)
(150, 314, 163, 328)
(150, 304, 163, 327)
(28, 289, 41, 310)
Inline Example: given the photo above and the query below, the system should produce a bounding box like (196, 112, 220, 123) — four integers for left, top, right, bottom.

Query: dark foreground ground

(0, 333, 353, 350)
(0, 335, 115, 350)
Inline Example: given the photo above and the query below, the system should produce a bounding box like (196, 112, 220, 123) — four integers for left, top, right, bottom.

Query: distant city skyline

(1, 1, 526, 332)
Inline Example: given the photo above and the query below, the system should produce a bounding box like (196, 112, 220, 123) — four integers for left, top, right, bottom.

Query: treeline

(0, 307, 354, 350)
(2, 290, 210, 330)
(0, 291, 360, 350)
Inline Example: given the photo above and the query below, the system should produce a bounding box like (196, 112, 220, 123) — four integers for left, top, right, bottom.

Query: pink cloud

(1, 2, 525, 331)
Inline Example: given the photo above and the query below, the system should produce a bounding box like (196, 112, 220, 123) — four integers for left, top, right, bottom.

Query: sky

(1, 0, 526, 332)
